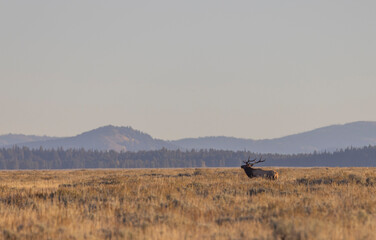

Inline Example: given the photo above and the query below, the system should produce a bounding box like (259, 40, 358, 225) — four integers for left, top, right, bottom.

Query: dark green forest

(0, 145, 375, 170)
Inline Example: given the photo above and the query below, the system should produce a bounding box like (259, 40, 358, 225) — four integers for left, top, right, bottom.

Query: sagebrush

(0, 167, 375, 239)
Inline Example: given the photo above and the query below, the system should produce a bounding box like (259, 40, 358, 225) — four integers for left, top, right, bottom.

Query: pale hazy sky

(1, 1, 375, 140)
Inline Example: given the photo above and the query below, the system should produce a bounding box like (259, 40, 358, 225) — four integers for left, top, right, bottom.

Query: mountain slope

(13, 125, 178, 152)
(3, 121, 376, 153)
(264, 121, 376, 153)
(170, 136, 256, 152)
(0, 134, 57, 147)
(172, 121, 376, 154)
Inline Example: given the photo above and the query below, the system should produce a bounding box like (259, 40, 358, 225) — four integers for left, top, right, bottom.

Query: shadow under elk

(241, 157, 278, 180)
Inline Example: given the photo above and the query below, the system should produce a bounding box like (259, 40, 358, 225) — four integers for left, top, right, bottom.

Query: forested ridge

(0, 145, 375, 170)
(3, 122, 376, 154)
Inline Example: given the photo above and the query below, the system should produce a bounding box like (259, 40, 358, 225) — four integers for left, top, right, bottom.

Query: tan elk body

(241, 157, 278, 180)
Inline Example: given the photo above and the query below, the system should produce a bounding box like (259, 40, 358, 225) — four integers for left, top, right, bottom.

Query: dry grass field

(0, 167, 375, 240)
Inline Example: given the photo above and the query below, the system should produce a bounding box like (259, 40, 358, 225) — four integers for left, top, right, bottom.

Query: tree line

(0, 145, 375, 170)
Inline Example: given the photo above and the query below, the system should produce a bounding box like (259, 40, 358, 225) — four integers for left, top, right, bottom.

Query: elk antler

(243, 156, 256, 164)
(252, 156, 266, 166)
(244, 156, 266, 166)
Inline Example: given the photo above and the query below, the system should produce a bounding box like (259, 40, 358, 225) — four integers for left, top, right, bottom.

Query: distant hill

(172, 121, 376, 154)
(2, 121, 376, 154)
(5, 126, 178, 152)
(0, 134, 57, 146)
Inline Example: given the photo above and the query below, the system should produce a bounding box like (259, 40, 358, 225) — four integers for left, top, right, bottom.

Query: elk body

(241, 157, 278, 180)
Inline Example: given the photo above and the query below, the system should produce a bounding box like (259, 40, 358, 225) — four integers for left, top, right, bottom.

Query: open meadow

(0, 167, 375, 240)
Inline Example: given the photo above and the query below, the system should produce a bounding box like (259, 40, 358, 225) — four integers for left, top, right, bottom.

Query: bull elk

(241, 156, 278, 180)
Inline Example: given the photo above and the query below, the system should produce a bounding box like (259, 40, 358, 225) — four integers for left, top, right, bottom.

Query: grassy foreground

(0, 168, 375, 240)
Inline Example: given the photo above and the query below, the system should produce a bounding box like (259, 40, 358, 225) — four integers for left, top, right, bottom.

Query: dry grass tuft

(0, 167, 375, 239)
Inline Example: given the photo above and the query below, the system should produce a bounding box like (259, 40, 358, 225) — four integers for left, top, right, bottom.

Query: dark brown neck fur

(241, 165, 254, 178)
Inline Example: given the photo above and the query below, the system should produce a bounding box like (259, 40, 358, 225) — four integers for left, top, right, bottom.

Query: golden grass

(0, 167, 375, 240)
